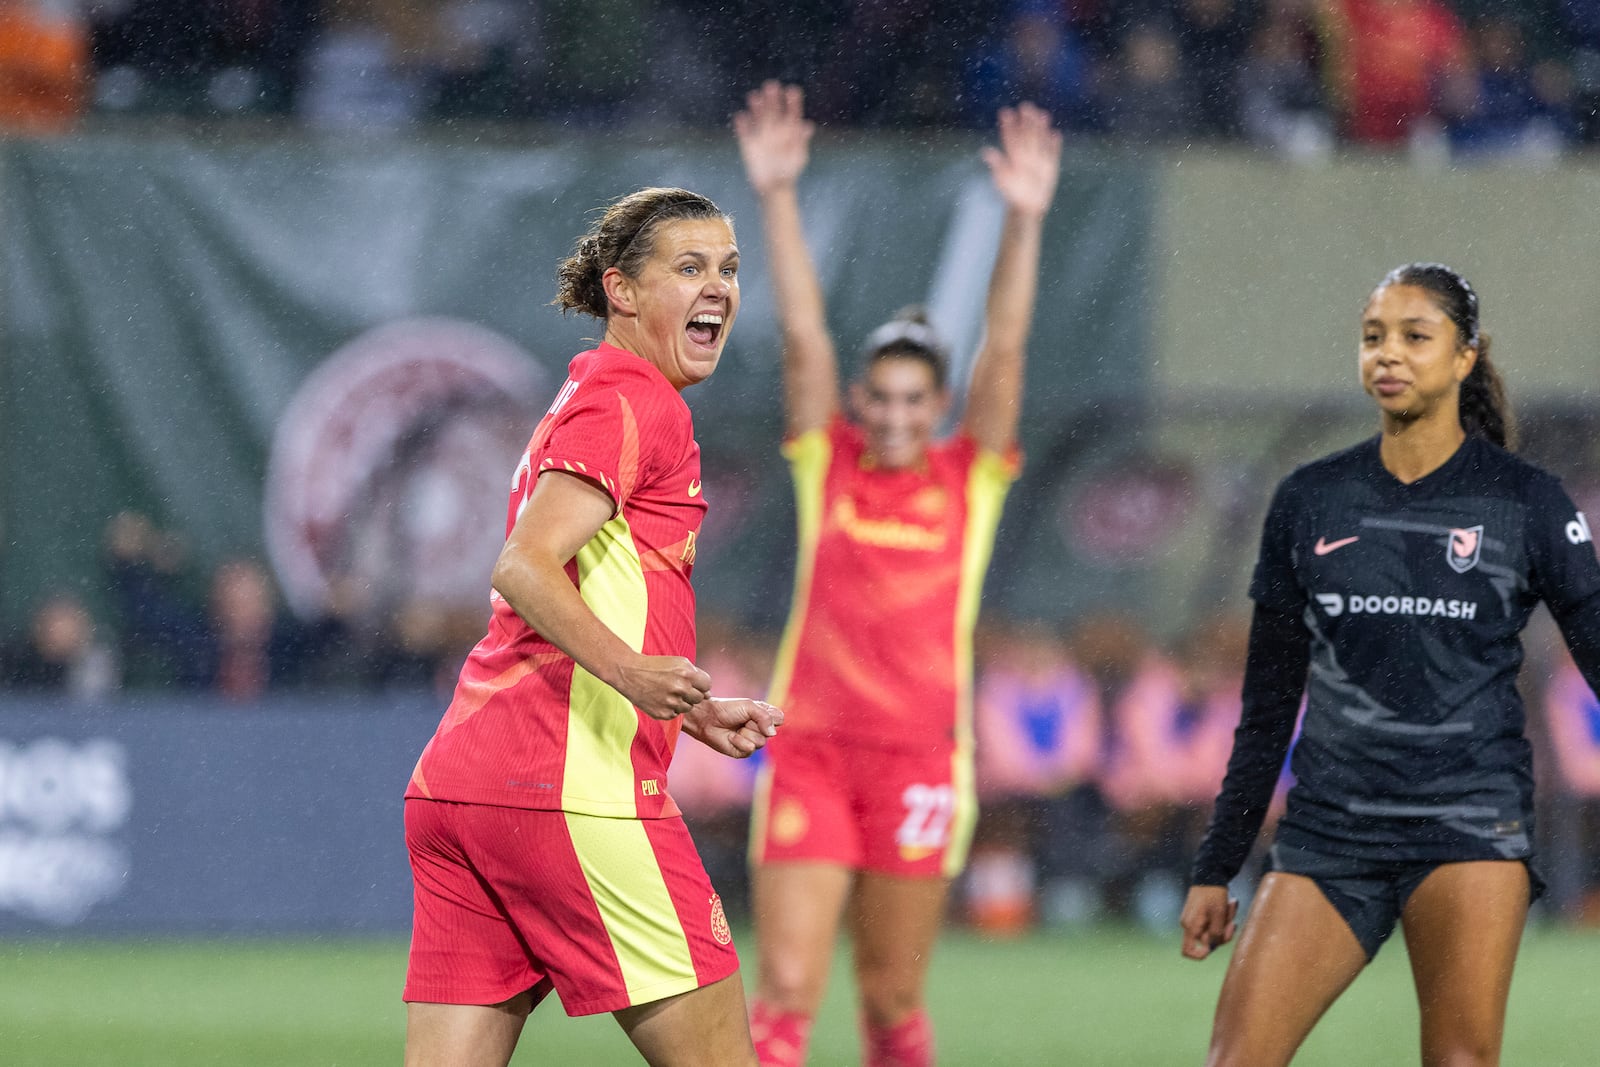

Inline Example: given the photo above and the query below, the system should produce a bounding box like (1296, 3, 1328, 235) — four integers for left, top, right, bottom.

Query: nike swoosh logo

(1314, 535, 1359, 556)
(687, 479, 702, 497)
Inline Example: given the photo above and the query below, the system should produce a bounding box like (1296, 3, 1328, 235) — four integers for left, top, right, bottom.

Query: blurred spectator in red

(0, 0, 88, 134)
(1, 592, 120, 699)
(964, 0, 1096, 132)
(1316, 0, 1470, 147)
(1445, 15, 1575, 161)
(1236, 0, 1333, 159)
(1097, 20, 1196, 143)
(1171, 0, 1252, 138)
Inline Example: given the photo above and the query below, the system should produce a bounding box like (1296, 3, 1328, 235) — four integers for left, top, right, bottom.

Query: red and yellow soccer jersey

(406, 343, 706, 819)
(767, 417, 1019, 753)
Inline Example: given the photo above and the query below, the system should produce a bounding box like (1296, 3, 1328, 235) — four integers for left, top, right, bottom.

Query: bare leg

(752, 861, 854, 1014)
(848, 873, 949, 1027)
(1401, 861, 1529, 1067)
(615, 972, 757, 1067)
(404, 993, 533, 1067)
(1206, 872, 1370, 1067)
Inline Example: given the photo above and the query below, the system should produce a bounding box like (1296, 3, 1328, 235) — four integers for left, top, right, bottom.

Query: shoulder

(1456, 436, 1573, 513)
(1271, 437, 1377, 505)
(1292, 437, 1377, 484)
(581, 346, 689, 422)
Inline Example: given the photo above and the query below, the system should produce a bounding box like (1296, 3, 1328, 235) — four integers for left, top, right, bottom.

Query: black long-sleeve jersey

(1193, 434, 1600, 887)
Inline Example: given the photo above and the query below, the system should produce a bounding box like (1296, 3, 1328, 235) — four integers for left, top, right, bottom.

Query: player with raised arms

(734, 81, 1062, 1067)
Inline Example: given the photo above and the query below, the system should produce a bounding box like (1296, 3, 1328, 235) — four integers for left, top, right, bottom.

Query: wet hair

(554, 187, 729, 319)
(1375, 262, 1516, 450)
(859, 307, 950, 390)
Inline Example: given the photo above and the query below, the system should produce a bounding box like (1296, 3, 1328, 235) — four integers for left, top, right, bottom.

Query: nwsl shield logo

(1447, 525, 1484, 573)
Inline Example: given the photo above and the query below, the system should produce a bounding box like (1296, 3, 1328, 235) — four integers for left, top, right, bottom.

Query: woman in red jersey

(734, 82, 1061, 1067)
(402, 186, 783, 1067)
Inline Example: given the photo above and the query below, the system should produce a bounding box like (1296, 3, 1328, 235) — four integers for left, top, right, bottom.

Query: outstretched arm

(734, 80, 839, 438)
(961, 102, 1063, 455)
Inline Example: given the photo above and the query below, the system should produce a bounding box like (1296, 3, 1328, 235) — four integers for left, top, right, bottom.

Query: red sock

(750, 1000, 813, 1067)
(864, 1008, 935, 1067)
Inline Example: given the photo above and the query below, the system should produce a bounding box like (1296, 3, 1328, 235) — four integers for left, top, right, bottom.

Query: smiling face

(850, 355, 949, 470)
(1359, 282, 1477, 429)
(603, 217, 740, 390)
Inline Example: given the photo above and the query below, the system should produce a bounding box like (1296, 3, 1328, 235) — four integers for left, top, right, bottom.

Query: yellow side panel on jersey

(767, 428, 832, 706)
(944, 449, 1015, 877)
(566, 812, 699, 1003)
(563, 513, 648, 816)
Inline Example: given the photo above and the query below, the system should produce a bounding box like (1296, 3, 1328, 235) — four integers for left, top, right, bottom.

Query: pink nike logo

(1314, 535, 1359, 556)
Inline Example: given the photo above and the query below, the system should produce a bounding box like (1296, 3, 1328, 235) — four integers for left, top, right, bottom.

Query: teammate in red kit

(401, 186, 783, 1067)
(734, 82, 1061, 1067)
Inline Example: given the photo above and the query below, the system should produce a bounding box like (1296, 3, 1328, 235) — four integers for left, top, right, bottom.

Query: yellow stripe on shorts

(565, 812, 700, 1006)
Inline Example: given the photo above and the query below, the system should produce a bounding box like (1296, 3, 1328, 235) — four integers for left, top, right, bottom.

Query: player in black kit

(1179, 263, 1600, 1067)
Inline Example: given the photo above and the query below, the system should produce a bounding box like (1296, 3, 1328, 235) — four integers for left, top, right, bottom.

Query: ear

(1454, 342, 1479, 383)
(601, 267, 636, 318)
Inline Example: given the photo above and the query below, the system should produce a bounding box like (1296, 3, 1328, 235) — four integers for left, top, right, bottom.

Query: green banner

(0, 129, 1156, 638)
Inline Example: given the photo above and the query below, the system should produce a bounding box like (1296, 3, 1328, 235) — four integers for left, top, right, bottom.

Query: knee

(1423, 1039, 1502, 1067)
(758, 954, 829, 1014)
(854, 962, 921, 1026)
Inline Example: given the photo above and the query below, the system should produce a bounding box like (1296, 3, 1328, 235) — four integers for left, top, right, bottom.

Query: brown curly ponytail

(554, 188, 729, 320)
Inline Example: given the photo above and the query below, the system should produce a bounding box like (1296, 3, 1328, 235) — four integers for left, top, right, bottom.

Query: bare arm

(961, 102, 1063, 455)
(735, 80, 839, 438)
(491, 470, 711, 721)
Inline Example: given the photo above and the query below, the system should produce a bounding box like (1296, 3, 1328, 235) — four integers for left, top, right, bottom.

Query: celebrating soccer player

(734, 81, 1062, 1067)
(1181, 263, 1600, 1066)
(400, 187, 782, 1067)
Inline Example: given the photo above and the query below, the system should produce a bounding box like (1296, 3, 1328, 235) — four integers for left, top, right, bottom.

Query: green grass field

(2, 923, 1596, 1065)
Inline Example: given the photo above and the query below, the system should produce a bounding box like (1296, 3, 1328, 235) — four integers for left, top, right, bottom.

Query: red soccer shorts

(403, 798, 739, 1015)
(749, 737, 976, 878)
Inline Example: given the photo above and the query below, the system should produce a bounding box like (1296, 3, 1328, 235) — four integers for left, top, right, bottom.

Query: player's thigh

(1207, 872, 1369, 1067)
(615, 973, 757, 1067)
(404, 994, 532, 1067)
(1400, 860, 1529, 1064)
(750, 860, 853, 1005)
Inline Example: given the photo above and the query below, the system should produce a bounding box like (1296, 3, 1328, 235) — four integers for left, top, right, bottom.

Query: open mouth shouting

(688, 312, 724, 349)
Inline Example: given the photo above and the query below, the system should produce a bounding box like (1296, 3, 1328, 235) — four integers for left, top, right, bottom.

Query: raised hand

(682, 697, 784, 758)
(616, 655, 713, 721)
(981, 101, 1063, 221)
(734, 80, 815, 196)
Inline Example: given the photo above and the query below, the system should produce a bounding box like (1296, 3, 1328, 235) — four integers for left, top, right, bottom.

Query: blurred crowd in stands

(4, 0, 1600, 161)
(3, 508, 1598, 924)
